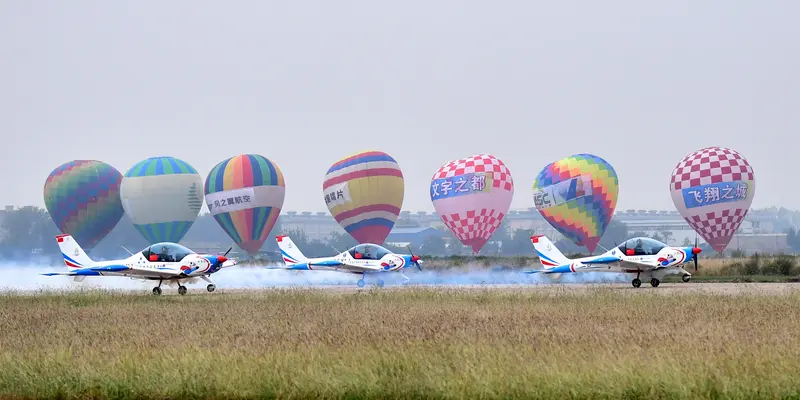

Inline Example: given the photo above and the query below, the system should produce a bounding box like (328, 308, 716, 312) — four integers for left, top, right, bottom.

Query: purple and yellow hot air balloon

(43, 160, 125, 250)
(532, 154, 619, 253)
(204, 154, 286, 255)
(430, 154, 514, 254)
(323, 151, 404, 245)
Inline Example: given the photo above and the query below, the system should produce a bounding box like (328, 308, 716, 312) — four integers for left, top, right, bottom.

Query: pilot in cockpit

(160, 246, 170, 262)
(634, 239, 644, 255)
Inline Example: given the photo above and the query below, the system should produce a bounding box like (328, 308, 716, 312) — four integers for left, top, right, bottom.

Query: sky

(1, 0, 797, 214)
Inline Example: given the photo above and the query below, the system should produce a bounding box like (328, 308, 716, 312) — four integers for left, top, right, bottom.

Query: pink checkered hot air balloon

(669, 146, 755, 253)
(430, 154, 514, 254)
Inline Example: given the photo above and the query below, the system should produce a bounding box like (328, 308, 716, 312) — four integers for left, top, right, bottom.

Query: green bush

(762, 254, 796, 276)
(743, 253, 761, 275)
(719, 262, 744, 275)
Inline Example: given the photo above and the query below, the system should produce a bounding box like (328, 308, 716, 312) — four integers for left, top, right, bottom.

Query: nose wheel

(682, 274, 691, 282)
(178, 285, 187, 295)
(207, 284, 216, 292)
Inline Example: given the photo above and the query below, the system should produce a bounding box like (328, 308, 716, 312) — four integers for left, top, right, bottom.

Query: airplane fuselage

(284, 253, 409, 274)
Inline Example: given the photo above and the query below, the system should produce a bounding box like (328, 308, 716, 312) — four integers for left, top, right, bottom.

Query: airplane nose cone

(217, 255, 228, 263)
(692, 247, 702, 255)
(411, 255, 420, 263)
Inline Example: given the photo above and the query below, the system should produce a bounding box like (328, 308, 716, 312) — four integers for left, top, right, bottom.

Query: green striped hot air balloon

(120, 156, 203, 244)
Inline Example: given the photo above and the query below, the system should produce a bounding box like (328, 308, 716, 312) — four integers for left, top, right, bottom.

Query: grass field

(2, 287, 800, 399)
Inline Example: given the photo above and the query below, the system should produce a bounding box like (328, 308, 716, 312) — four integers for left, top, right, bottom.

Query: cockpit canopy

(141, 242, 195, 262)
(347, 244, 392, 260)
(617, 237, 667, 256)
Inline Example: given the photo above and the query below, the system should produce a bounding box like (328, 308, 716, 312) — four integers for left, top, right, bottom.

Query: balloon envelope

(430, 154, 514, 254)
(323, 150, 404, 245)
(205, 154, 285, 255)
(43, 160, 124, 250)
(120, 156, 203, 244)
(532, 153, 619, 253)
(670, 146, 755, 252)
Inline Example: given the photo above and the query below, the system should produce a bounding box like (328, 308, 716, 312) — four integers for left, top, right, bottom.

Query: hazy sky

(2, 1, 797, 213)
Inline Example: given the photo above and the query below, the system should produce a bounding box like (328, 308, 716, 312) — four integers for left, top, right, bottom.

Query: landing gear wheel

(682, 274, 691, 283)
(207, 284, 216, 293)
(632, 278, 642, 288)
(357, 279, 366, 288)
(178, 285, 187, 295)
(650, 278, 660, 287)
(376, 279, 385, 288)
(152, 287, 162, 295)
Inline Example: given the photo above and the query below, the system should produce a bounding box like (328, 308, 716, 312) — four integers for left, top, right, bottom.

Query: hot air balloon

(43, 160, 125, 250)
(430, 154, 514, 254)
(323, 150, 404, 245)
(532, 154, 619, 253)
(670, 146, 755, 253)
(205, 154, 286, 255)
(120, 156, 203, 244)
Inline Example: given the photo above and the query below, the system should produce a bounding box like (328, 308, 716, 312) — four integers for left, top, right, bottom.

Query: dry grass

(1, 287, 800, 399)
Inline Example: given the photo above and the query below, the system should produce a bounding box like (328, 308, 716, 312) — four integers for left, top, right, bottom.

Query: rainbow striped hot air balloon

(430, 154, 514, 254)
(205, 154, 286, 255)
(532, 154, 619, 253)
(323, 151, 404, 245)
(43, 160, 125, 250)
(120, 156, 203, 244)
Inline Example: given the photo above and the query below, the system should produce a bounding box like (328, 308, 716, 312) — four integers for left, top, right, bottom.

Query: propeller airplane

(525, 235, 702, 288)
(42, 234, 238, 295)
(275, 235, 423, 287)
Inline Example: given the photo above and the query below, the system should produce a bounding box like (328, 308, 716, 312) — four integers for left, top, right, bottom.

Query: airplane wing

(42, 265, 188, 280)
(330, 261, 386, 273)
(619, 258, 662, 271)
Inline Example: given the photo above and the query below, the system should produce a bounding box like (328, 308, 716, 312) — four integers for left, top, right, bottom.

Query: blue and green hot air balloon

(120, 156, 203, 244)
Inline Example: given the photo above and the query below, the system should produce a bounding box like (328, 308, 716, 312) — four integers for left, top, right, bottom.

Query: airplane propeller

(217, 246, 232, 264)
(407, 245, 423, 271)
(690, 236, 702, 271)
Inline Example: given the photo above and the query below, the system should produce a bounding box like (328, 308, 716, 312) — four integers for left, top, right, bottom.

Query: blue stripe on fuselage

(285, 263, 311, 270)
(543, 265, 574, 274)
(311, 260, 344, 267)
(585, 256, 620, 264)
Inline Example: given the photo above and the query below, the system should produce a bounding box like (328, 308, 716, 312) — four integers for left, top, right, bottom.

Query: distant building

(385, 226, 446, 247)
(726, 234, 790, 255)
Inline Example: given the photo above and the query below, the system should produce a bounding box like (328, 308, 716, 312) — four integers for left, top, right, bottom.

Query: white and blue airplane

(275, 235, 423, 287)
(525, 235, 701, 288)
(42, 234, 238, 295)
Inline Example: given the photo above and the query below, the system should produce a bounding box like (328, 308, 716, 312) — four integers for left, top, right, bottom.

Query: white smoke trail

(0, 259, 630, 292)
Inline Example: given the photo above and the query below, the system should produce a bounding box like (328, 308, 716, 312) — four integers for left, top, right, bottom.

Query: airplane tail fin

(530, 235, 570, 270)
(275, 235, 308, 265)
(56, 234, 94, 269)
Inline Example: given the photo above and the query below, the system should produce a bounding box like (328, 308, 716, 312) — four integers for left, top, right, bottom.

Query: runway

(9, 282, 792, 296)
(232, 282, 800, 295)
